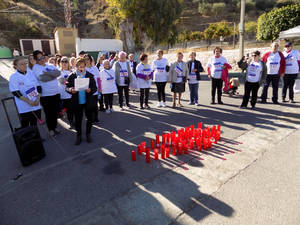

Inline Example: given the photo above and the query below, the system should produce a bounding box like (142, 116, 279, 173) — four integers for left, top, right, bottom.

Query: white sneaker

(120, 107, 124, 111)
(188, 102, 193, 105)
(162, 102, 167, 108)
(195, 103, 200, 106)
(157, 102, 162, 107)
(105, 109, 111, 114)
(110, 108, 114, 112)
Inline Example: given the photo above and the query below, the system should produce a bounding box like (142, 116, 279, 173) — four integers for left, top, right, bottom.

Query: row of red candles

(131, 122, 221, 162)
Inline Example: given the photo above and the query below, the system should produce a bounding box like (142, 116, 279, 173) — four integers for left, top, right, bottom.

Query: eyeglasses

(252, 55, 257, 57)
(61, 61, 68, 63)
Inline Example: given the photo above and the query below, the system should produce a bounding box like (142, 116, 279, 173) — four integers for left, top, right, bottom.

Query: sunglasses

(252, 55, 257, 57)
(37, 56, 45, 61)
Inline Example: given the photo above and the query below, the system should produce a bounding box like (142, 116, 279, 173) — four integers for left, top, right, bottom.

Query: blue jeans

(188, 83, 199, 103)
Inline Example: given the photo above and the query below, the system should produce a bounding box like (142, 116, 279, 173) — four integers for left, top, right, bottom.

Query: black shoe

(145, 105, 150, 109)
(75, 136, 81, 145)
(273, 101, 279, 105)
(282, 99, 288, 103)
(140, 106, 144, 110)
(239, 105, 247, 109)
(260, 100, 267, 104)
(211, 100, 216, 105)
(290, 99, 296, 103)
(99, 108, 105, 112)
(251, 106, 256, 110)
(218, 101, 224, 105)
(86, 134, 92, 143)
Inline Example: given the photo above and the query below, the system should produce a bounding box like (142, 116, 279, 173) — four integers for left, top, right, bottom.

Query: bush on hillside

(257, 4, 300, 40)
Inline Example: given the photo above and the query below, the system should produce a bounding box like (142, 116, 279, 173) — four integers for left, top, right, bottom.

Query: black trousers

(261, 74, 280, 103)
(282, 74, 297, 100)
(40, 94, 60, 131)
(140, 88, 150, 107)
(20, 109, 41, 128)
(155, 82, 167, 102)
(62, 99, 73, 125)
(117, 85, 130, 107)
(104, 93, 114, 109)
(211, 78, 223, 102)
(98, 93, 104, 110)
(92, 95, 99, 121)
(74, 104, 93, 136)
(241, 81, 259, 107)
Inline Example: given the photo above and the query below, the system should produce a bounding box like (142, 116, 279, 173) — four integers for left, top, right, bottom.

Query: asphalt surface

(0, 67, 299, 225)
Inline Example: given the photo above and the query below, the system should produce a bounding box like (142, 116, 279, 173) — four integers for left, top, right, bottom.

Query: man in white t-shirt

(260, 42, 285, 104)
(282, 42, 300, 103)
(206, 47, 228, 104)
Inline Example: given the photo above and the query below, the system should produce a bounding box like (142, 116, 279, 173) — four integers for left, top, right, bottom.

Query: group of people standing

(8, 41, 299, 146)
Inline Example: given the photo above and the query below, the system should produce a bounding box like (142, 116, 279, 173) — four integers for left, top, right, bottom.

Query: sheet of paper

(75, 78, 89, 91)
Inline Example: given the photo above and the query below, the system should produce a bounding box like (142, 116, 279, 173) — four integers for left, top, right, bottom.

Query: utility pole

(239, 0, 245, 58)
(233, 22, 236, 49)
(64, 0, 71, 28)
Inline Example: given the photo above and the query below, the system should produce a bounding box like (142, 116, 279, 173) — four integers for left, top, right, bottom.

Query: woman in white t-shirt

(240, 51, 267, 109)
(58, 56, 74, 128)
(136, 53, 153, 109)
(99, 60, 117, 113)
(84, 54, 103, 123)
(152, 49, 169, 108)
(9, 57, 41, 127)
(32, 50, 61, 137)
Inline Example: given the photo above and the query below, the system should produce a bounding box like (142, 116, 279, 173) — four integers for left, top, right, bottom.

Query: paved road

(0, 63, 299, 225)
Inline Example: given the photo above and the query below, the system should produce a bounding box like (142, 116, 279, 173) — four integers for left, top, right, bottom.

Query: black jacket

(187, 60, 204, 80)
(66, 71, 97, 111)
(129, 61, 137, 75)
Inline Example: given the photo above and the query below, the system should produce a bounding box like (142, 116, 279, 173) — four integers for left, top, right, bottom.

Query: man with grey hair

(113, 51, 133, 110)
(260, 42, 285, 104)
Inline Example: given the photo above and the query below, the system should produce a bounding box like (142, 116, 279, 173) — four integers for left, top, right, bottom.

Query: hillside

(0, 0, 296, 50)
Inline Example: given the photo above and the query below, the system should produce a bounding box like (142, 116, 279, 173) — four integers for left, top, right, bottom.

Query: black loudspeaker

(2, 97, 46, 166)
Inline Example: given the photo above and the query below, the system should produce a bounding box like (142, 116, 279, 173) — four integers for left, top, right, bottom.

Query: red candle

(184, 144, 189, 154)
(154, 149, 159, 160)
(146, 149, 151, 163)
(137, 145, 142, 155)
(198, 122, 202, 129)
(208, 139, 212, 148)
(172, 145, 177, 156)
(190, 139, 194, 150)
(151, 139, 155, 149)
(217, 125, 221, 131)
(166, 133, 170, 145)
(131, 150, 136, 161)
(178, 144, 183, 155)
(156, 134, 160, 147)
(161, 147, 165, 159)
(166, 147, 170, 158)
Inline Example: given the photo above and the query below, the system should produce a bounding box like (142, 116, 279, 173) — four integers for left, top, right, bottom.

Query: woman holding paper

(99, 60, 117, 113)
(136, 53, 153, 109)
(169, 52, 188, 107)
(66, 58, 97, 145)
(84, 54, 103, 123)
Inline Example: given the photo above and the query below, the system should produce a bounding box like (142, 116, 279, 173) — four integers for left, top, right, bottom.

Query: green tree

(204, 21, 233, 41)
(212, 2, 226, 17)
(106, 0, 183, 50)
(257, 4, 300, 41)
(245, 21, 257, 34)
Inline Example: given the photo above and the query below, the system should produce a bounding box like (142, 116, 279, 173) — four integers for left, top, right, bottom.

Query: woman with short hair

(240, 51, 267, 109)
(169, 52, 188, 107)
(58, 56, 74, 128)
(9, 57, 41, 127)
(152, 49, 169, 108)
(136, 53, 153, 109)
(32, 50, 61, 136)
(66, 58, 97, 145)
